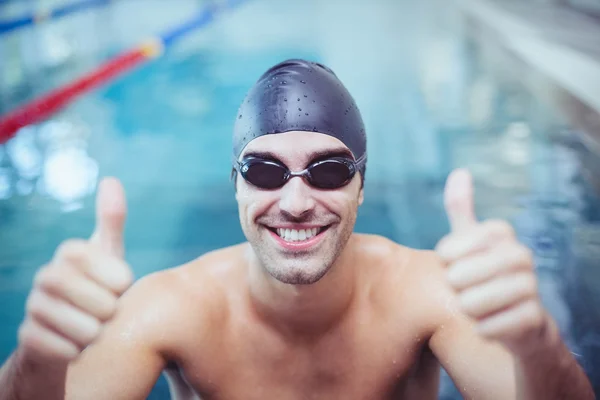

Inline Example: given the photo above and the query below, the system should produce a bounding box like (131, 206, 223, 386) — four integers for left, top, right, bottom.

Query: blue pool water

(1, 0, 600, 398)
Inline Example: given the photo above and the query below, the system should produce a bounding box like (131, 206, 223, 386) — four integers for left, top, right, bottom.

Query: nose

(278, 176, 316, 219)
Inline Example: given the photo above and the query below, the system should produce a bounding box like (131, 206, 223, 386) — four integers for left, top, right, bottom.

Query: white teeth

(275, 227, 322, 242)
(298, 230, 306, 241)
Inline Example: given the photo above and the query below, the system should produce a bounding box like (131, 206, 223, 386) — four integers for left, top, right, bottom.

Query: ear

(358, 188, 364, 206)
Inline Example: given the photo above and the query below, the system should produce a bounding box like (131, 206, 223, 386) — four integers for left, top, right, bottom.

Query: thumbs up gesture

(435, 169, 550, 357)
(18, 178, 134, 362)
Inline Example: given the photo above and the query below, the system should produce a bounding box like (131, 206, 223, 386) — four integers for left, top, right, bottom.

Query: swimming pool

(1, 0, 599, 398)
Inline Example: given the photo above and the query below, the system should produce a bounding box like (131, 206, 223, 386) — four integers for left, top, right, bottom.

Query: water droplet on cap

(300, 80, 306, 84)
(298, 108, 302, 111)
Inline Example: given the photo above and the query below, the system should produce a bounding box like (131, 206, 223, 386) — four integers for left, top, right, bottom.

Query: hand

(18, 177, 134, 363)
(435, 169, 550, 357)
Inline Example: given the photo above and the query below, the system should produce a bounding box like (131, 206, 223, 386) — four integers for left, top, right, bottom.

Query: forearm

(515, 318, 594, 400)
(0, 348, 69, 400)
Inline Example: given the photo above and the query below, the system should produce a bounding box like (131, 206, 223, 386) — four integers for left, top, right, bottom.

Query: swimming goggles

(233, 154, 366, 190)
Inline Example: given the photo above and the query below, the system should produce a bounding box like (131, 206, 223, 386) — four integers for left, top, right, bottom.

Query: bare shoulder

(352, 234, 457, 329)
(85, 243, 247, 353)
(131, 243, 247, 318)
(65, 245, 247, 399)
(352, 233, 443, 281)
(351, 233, 411, 267)
(165, 243, 248, 300)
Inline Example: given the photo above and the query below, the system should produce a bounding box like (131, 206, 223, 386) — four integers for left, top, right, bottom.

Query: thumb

(90, 177, 127, 258)
(444, 168, 477, 232)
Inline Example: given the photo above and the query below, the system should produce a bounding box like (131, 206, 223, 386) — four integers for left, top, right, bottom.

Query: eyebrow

(242, 147, 354, 164)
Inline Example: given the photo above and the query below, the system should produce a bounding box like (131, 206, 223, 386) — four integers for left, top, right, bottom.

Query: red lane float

(0, 0, 247, 144)
(0, 47, 150, 143)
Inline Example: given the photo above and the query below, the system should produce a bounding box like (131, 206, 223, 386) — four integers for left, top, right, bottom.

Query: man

(0, 59, 594, 399)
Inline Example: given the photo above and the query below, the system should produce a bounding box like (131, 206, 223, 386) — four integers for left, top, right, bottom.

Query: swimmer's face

(236, 131, 364, 285)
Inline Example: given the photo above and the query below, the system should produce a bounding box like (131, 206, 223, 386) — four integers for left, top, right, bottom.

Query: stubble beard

(252, 217, 356, 285)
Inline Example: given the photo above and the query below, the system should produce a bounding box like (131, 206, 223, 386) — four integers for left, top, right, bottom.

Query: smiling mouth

(266, 225, 331, 242)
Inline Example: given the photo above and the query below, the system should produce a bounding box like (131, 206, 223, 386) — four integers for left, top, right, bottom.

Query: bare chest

(166, 317, 440, 400)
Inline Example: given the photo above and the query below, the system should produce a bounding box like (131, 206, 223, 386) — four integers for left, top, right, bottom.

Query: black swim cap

(232, 59, 367, 181)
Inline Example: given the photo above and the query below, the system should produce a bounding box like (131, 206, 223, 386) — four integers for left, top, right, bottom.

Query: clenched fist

(436, 169, 550, 357)
(18, 177, 134, 362)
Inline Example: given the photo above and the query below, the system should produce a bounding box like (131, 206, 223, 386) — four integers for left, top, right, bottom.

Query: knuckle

(519, 273, 538, 296)
(81, 319, 102, 345)
(17, 320, 32, 343)
(99, 297, 118, 321)
(34, 265, 66, 292)
(18, 320, 80, 361)
(113, 263, 134, 293)
(489, 219, 515, 238)
(483, 219, 512, 238)
(119, 276, 134, 294)
(59, 349, 80, 363)
(523, 300, 543, 322)
(33, 265, 53, 287)
(18, 320, 42, 348)
(434, 236, 453, 259)
(55, 239, 88, 264)
(25, 291, 45, 318)
(90, 319, 102, 340)
(499, 243, 534, 271)
(518, 246, 534, 266)
(18, 330, 36, 351)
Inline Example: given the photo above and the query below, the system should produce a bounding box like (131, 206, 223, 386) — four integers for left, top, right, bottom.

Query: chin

(267, 261, 331, 285)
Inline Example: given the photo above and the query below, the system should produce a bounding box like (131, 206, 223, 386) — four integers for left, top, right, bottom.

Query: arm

(65, 274, 168, 400)
(429, 298, 594, 400)
(430, 303, 594, 400)
(426, 266, 517, 400)
(0, 349, 70, 400)
(0, 276, 166, 400)
(0, 272, 169, 400)
(0, 178, 166, 400)
(512, 317, 594, 400)
(429, 168, 594, 400)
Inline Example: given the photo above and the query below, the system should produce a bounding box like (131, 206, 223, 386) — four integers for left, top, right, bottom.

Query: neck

(247, 237, 357, 340)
